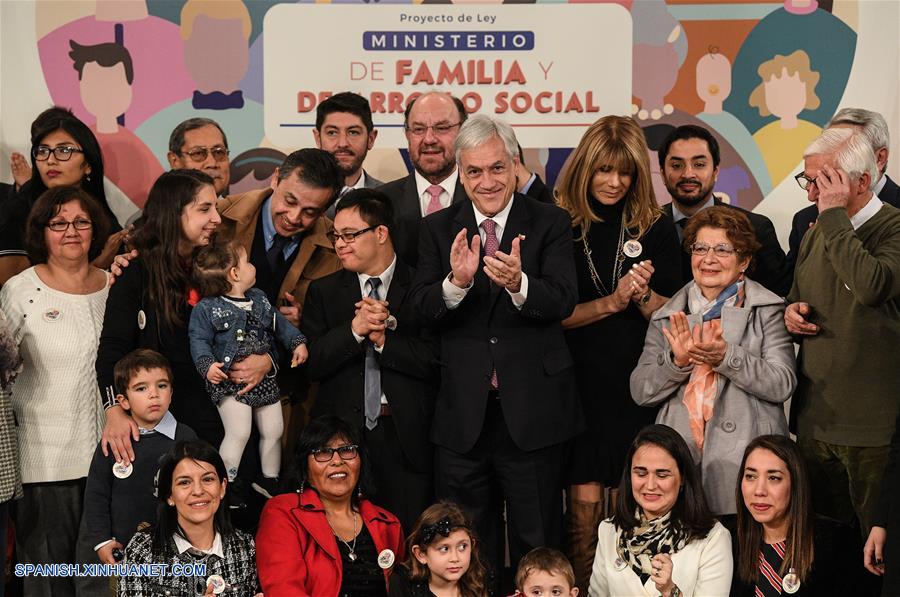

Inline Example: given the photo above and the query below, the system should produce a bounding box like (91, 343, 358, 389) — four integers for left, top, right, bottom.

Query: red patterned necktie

(425, 184, 444, 215)
(481, 218, 500, 389)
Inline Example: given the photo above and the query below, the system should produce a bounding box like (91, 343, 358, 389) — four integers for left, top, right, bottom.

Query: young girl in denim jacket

(188, 240, 308, 493)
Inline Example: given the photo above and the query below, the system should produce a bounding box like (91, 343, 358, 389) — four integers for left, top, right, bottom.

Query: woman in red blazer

(257, 415, 405, 596)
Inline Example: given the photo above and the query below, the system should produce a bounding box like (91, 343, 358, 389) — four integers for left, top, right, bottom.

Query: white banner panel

(264, 4, 632, 148)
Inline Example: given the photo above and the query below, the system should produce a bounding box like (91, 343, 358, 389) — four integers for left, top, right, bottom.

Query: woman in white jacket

(589, 424, 732, 597)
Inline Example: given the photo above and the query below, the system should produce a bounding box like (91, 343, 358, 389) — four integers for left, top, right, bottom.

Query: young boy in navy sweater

(84, 349, 195, 563)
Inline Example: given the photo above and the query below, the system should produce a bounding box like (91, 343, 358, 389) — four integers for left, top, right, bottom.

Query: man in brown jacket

(217, 148, 344, 466)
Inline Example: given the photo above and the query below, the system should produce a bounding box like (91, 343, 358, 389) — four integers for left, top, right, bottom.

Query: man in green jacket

(786, 127, 900, 534)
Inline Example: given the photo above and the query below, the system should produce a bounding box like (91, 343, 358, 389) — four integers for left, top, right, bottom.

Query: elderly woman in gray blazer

(630, 207, 796, 515)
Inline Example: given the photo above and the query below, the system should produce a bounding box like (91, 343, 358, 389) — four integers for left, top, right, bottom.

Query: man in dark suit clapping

(409, 114, 582, 574)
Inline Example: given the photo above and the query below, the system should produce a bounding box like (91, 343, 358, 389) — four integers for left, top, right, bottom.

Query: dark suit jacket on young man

(409, 193, 582, 454)
(301, 261, 438, 471)
(786, 174, 900, 277)
(663, 197, 792, 296)
(301, 259, 438, 528)
(377, 173, 467, 268)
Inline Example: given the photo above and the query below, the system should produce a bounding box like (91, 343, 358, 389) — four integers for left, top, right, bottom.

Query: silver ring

(240, 377, 245, 383)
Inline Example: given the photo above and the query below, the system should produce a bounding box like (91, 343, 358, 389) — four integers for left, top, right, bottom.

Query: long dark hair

(132, 169, 215, 329)
(26, 108, 113, 221)
(612, 424, 715, 542)
(150, 440, 234, 556)
(735, 435, 815, 584)
(287, 415, 374, 508)
(402, 501, 488, 596)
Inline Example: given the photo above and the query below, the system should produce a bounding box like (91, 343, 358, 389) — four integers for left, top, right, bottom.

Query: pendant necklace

(582, 215, 627, 297)
(327, 510, 359, 562)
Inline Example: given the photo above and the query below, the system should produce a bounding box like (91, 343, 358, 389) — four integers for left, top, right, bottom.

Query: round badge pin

(782, 568, 800, 594)
(377, 549, 395, 569)
(206, 574, 226, 594)
(623, 239, 643, 259)
(42, 308, 61, 323)
(137, 310, 146, 330)
(613, 557, 627, 571)
(112, 461, 133, 479)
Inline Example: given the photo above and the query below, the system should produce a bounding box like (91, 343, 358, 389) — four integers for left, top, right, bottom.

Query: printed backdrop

(1, 0, 898, 248)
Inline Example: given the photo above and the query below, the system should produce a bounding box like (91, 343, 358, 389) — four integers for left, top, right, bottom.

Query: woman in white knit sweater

(588, 425, 732, 597)
(0, 186, 110, 597)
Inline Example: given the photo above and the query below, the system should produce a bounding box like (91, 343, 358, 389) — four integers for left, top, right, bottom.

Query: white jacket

(588, 520, 732, 597)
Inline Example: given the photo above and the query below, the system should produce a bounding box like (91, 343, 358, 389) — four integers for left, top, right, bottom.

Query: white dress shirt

(414, 169, 459, 216)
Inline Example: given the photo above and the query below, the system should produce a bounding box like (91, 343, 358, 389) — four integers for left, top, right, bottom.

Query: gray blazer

(630, 278, 796, 514)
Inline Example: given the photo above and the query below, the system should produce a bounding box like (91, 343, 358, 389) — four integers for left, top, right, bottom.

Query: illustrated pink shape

(38, 15, 194, 129)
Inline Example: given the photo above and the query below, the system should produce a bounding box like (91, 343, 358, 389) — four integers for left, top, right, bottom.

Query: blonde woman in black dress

(556, 115, 681, 591)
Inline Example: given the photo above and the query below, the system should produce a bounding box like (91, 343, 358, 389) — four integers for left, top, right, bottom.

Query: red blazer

(256, 490, 405, 596)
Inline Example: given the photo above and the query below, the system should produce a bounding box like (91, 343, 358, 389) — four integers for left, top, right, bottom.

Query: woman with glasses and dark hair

(631, 206, 797, 517)
(257, 415, 405, 596)
(588, 424, 732, 596)
(0, 107, 126, 282)
(0, 185, 110, 596)
(730, 435, 863, 596)
(118, 440, 260, 596)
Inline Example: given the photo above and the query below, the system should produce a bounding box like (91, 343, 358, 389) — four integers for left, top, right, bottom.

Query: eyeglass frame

(32, 145, 84, 162)
(46, 218, 93, 232)
(178, 146, 230, 163)
(326, 226, 376, 245)
(689, 242, 739, 258)
(405, 122, 462, 138)
(794, 172, 817, 191)
(310, 444, 360, 463)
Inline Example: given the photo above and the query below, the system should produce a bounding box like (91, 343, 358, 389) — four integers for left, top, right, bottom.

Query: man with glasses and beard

(313, 92, 383, 218)
(378, 92, 469, 267)
(658, 124, 791, 296)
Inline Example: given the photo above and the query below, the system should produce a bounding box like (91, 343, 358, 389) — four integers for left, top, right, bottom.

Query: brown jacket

(217, 188, 341, 314)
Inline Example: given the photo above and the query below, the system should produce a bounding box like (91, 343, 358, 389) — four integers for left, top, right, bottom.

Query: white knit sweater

(0, 267, 108, 484)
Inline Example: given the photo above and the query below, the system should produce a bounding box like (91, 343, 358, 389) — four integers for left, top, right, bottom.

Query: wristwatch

(670, 586, 682, 597)
(637, 289, 652, 306)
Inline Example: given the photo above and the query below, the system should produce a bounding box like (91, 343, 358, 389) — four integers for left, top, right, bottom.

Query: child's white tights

(217, 396, 283, 480)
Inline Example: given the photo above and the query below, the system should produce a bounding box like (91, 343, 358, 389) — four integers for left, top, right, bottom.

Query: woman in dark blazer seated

(731, 435, 864, 596)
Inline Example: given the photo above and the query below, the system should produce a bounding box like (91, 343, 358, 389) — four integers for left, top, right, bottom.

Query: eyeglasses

(179, 146, 229, 163)
(32, 146, 84, 162)
(794, 172, 817, 191)
(47, 218, 92, 232)
(690, 243, 737, 258)
(326, 226, 375, 245)
(405, 122, 462, 138)
(311, 444, 359, 462)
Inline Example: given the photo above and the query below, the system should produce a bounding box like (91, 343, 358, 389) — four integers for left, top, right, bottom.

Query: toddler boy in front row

(83, 349, 196, 563)
(512, 547, 580, 597)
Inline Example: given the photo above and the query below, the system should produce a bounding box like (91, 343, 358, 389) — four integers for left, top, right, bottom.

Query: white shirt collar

(346, 170, 368, 193)
(173, 532, 224, 558)
(358, 255, 398, 299)
(671, 195, 716, 224)
(873, 173, 887, 198)
(473, 194, 516, 243)
(849, 194, 883, 230)
(139, 410, 177, 440)
(414, 168, 459, 215)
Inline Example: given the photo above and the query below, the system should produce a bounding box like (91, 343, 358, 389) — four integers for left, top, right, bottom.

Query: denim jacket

(188, 288, 305, 380)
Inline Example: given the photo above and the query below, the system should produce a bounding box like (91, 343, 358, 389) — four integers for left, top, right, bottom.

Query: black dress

(729, 516, 867, 597)
(564, 201, 681, 484)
